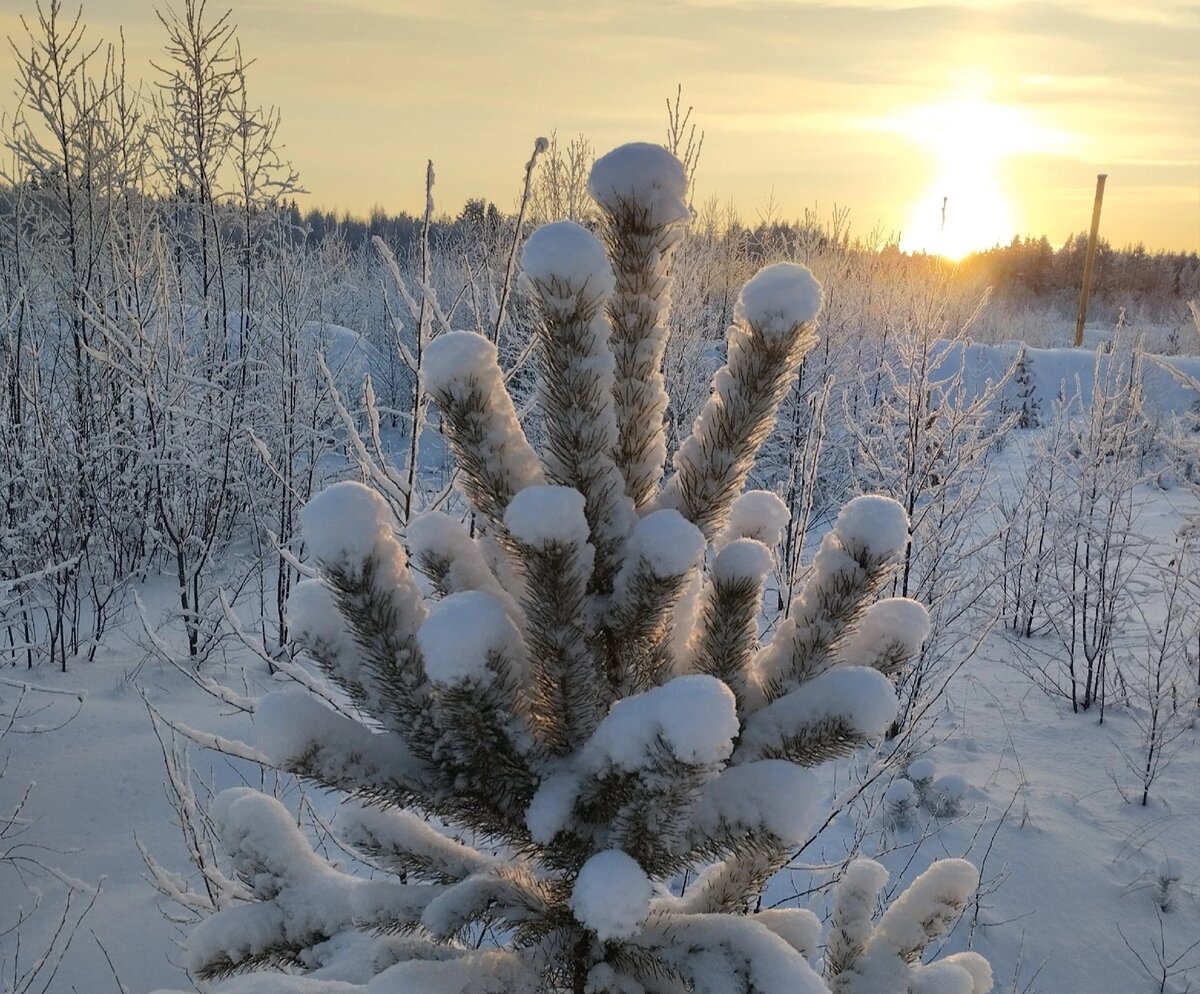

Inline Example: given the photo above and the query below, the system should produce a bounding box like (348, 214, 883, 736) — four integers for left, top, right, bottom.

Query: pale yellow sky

(2, 0, 1198, 252)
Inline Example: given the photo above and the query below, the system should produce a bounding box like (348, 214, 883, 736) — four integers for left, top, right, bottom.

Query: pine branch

(425, 331, 545, 528)
(688, 539, 772, 715)
(608, 510, 706, 695)
(340, 805, 495, 886)
(751, 496, 908, 706)
(734, 667, 898, 766)
(193, 939, 309, 983)
(321, 560, 432, 737)
(589, 144, 690, 509)
(420, 866, 558, 942)
(429, 672, 537, 825)
(825, 858, 888, 990)
(523, 222, 635, 594)
(406, 511, 519, 621)
(663, 264, 820, 538)
(673, 837, 792, 914)
(512, 533, 602, 755)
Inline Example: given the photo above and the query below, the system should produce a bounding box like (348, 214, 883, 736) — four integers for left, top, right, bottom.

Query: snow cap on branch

(836, 597, 931, 670)
(285, 577, 349, 651)
(737, 667, 898, 763)
(209, 788, 321, 893)
(621, 509, 707, 579)
(417, 590, 523, 685)
(525, 772, 581, 843)
(713, 539, 774, 585)
(923, 952, 994, 994)
(504, 485, 591, 549)
(833, 495, 909, 563)
(586, 674, 738, 769)
(422, 331, 545, 523)
(424, 330, 502, 398)
(825, 857, 890, 986)
(338, 801, 494, 883)
(368, 952, 539, 994)
(406, 510, 518, 613)
(716, 490, 791, 551)
(876, 857, 979, 957)
(186, 789, 361, 980)
(884, 779, 917, 830)
(571, 850, 653, 941)
(693, 760, 819, 843)
(254, 689, 421, 784)
(406, 511, 478, 565)
(907, 758, 936, 783)
(588, 142, 690, 226)
(754, 908, 823, 959)
(299, 481, 397, 575)
(521, 220, 615, 307)
(736, 263, 823, 340)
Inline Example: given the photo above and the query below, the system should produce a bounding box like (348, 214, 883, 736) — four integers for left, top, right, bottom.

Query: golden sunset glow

(901, 170, 1015, 262)
(894, 98, 1070, 259)
(0, 2, 1195, 250)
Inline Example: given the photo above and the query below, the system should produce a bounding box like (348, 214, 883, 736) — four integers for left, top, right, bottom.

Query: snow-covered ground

(5, 351, 1200, 994)
(761, 474, 1200, 991)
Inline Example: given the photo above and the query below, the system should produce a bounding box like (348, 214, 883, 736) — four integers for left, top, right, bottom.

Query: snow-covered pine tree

(161, 143, 990, 994)
(1012, 346, 1040, 430)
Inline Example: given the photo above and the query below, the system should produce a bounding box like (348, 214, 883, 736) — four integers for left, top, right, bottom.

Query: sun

(901, 166, 1015, 262)
(893, 97, 1063, 261)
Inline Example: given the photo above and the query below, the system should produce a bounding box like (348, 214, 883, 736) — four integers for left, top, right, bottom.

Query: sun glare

(901, 169, 1014, 262)
(893, 98, 1064, 261)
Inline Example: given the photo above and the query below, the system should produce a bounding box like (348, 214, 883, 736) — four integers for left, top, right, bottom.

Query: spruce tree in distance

(163, 143, 992, 994)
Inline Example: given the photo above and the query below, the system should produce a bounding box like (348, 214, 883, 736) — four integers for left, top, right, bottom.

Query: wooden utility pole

(1074, 173, 1107, 347)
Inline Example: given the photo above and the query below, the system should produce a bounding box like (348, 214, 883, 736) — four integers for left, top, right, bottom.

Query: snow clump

(617, 509, 706, 584)
(570, 850, 653, 942)
(834, 494, 909, 564)
(299, 481, 395, 575)
(931, 773, 969, 817)
(837, 597, 931, 670)
(525, 772, 581, 843)
(416, 590, 523, 685)
(737, 667, 898, 763)
(586, 675, 738, 769)
(736, 263, 823, 339)
(692, 760, 819, 842)
(713, 538, 773, 585)
(715, 489, 791, 550)
(520, 220, 615, 307)
(588, 142, 690, 227)
(504, 485, 591, 549)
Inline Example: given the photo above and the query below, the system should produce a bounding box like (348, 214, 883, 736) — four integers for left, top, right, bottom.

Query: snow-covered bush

(1015, 349, 1148, 715)
(906, 757, 937, 807)
(844, 294, 1013, 738)
(888, 757, 968, 824)
(930, 774, 969, 819)
(1154, 858, 1182, 913)
(158, 144, 989, 994)
(883, 779, 917, 830)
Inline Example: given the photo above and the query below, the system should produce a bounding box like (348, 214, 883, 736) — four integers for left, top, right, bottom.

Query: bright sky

(2, 0, 1198, 254)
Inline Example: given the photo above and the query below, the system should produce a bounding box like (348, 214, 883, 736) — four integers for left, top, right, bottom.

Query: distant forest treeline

(287, 196, 1199, 318)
